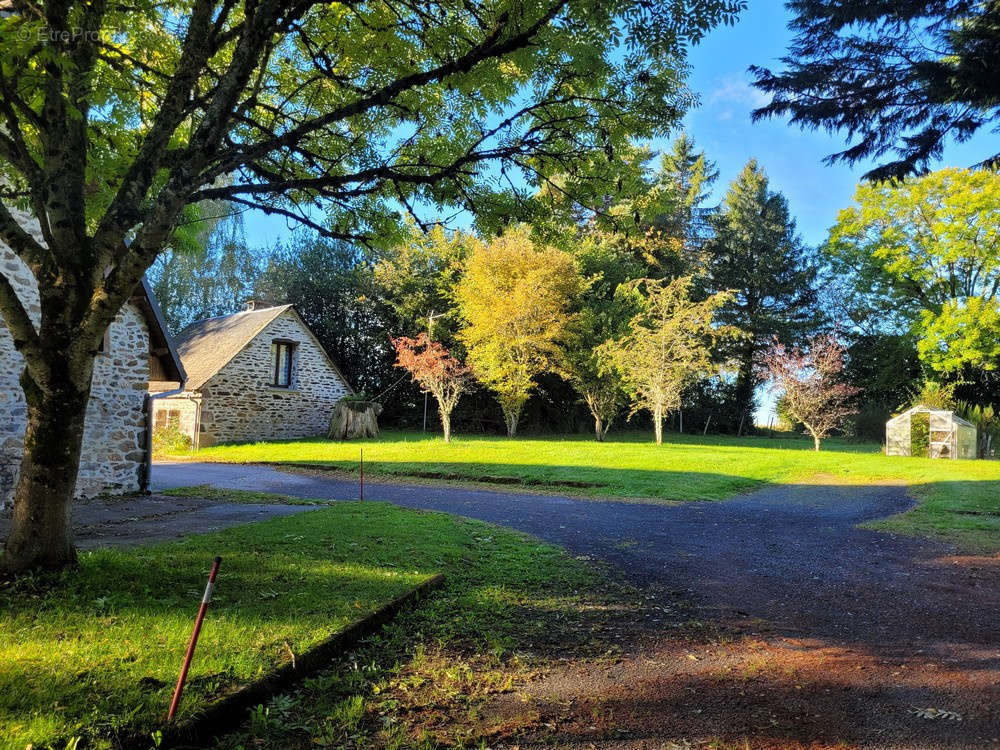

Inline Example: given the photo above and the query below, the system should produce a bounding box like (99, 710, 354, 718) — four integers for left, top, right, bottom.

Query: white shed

(885, 405, 977, 459)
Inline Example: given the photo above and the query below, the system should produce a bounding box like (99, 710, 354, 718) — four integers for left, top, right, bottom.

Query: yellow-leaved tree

(599, 276, 733, 444)
(456, 227, 582, 437)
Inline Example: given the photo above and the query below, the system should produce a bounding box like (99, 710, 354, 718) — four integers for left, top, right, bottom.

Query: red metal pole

(167, 556, 222, 722)
(360, 448, 364, 501)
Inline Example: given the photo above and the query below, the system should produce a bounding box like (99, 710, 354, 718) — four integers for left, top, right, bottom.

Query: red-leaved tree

(764, 334, 860, 451)
(393, 334, 471, 443)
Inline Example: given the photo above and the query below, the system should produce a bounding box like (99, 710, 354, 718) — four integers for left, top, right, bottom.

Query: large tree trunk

(328, 400, 381, 439)
(734, 350, 756, 436)
(3, 372, 92, 574)
(653, 404, 664, 445)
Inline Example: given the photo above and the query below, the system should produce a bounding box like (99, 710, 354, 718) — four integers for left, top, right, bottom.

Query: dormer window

(271, 340, 296, 387)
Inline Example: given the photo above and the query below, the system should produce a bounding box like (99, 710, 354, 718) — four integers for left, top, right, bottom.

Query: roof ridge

(181, 304, 292, 331)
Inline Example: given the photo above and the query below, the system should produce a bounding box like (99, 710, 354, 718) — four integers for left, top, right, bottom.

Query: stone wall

(188, 309, 351, 444)
(1, 231, 151, 506)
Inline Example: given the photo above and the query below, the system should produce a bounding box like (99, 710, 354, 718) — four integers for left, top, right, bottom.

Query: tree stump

(328, 400, 382, 440)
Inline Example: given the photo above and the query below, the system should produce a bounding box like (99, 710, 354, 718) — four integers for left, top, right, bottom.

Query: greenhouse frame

(885, 405, 977, 459)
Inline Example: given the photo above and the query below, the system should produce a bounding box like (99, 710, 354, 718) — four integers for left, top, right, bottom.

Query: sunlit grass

(0, 502, 597, 750)
(177, 430, 1000, 549)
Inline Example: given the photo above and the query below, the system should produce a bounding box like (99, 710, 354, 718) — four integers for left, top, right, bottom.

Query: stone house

(152, 304, 352, 447)
(1, 236, 185, 507)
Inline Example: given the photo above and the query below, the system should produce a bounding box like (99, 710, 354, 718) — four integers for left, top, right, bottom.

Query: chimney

(244, 300, 257, 312)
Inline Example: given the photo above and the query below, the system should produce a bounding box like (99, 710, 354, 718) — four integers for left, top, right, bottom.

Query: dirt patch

(454, 609, 1000, 750)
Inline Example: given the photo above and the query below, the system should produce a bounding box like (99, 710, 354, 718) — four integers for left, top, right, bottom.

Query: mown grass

(0, 502, 602, 750)
(161, 484, 335, 505)
(206, 506, 646, 750)
(177, 430, 1000, 550)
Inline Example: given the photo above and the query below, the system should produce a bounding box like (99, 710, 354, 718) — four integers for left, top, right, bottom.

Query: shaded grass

(0, 502, 602, 750)
(161, 484, 335, 505)
(177, 430, 1000, 550)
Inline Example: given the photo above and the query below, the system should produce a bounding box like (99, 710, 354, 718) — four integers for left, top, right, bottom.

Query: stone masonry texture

(155, 308, 351, 446)
(0, 212, 151, 506)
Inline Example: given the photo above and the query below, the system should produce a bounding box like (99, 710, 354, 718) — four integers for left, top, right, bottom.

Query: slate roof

(175, 305, 293, 390)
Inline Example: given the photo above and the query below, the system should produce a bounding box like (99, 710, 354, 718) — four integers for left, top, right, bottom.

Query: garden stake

(167, 556, 222, 722)
(360, 448, 364, 501)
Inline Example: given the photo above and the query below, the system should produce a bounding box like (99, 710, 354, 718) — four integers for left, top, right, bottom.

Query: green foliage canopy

(826, 168, 1000, 378)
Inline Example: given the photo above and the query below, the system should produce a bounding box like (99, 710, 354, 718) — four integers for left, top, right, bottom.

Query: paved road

(153, 462, 999, 653)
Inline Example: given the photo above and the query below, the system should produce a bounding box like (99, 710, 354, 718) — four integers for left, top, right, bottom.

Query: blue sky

(676, 3, 992, 248)
(245, 4, 992, 249)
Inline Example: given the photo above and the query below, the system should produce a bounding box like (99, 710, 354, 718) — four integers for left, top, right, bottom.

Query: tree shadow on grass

(0, 501, 635, 750)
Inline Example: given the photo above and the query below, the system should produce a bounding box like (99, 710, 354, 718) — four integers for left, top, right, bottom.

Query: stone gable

(160, 308, 351, 446)
(0, 215, 151, 506)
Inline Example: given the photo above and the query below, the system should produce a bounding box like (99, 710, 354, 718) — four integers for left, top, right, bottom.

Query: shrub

(956, 401, 999, 458)
(153, 423, 191, 455)
(910, 411, 930, 457)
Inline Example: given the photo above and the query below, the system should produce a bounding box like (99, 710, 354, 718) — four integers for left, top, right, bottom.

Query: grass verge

(0, 501, 609, 750)
(161, 484, 335, 505)
(208, 516, 656, 749)
(865, 481, 1000, 553)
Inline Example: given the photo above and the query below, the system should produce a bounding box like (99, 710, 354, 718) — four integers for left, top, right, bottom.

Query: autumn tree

(0, 0, 742, 573)
(703, 160, 819, 434)
(764, 334, 859, 451)
(456, 227, 581, 436)
(599, 276, 730, 445)
(393, 334, 471, 442)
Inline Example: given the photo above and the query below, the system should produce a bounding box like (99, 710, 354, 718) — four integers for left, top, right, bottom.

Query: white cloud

(707, 73, 771, 111)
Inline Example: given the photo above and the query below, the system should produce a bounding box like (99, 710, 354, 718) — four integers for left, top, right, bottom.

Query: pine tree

(651, 134, 718, 271)
(751, 0, 1000, 180)
(704, 160, 819, 433)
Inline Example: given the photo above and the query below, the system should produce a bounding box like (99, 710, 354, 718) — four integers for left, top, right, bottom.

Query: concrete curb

(136, 572, 445, 749)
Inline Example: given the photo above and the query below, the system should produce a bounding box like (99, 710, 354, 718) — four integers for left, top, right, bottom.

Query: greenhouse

(885, 406, 978, 459)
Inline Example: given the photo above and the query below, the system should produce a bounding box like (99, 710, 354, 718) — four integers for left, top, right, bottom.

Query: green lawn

(177, 430, 1000, 550)
(0, 501, 599, 750)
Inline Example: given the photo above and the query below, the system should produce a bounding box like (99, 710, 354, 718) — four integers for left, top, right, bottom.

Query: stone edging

(140, 572, 445, 749)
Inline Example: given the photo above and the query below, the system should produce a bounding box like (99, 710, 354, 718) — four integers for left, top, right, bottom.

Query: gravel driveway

(146, 462, 1000, 747)
(152, 462, 999, 651)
